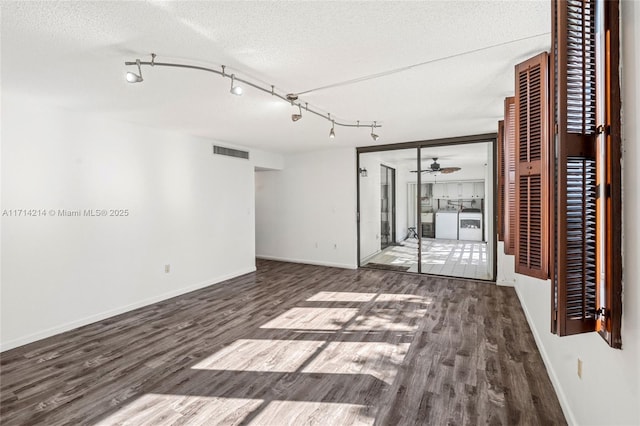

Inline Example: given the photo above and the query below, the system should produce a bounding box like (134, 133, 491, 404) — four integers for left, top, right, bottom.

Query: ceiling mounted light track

(124, 53, 381, 140)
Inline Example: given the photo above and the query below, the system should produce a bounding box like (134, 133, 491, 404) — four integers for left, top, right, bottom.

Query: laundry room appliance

(435, 211, 459, 240)
(458, 209, 483, 241)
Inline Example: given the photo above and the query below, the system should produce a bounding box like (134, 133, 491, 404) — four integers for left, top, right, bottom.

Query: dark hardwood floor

(0, 260, 566, 425)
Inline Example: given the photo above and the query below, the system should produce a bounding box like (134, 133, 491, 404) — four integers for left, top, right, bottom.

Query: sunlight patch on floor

(95, 394, 264, 426)
(307, 292, 377, 302)
(302, 342, 411, 385)
(192, 339, 325, 372)
(259, 307, 359, 330)
(250, 401, 373, 426)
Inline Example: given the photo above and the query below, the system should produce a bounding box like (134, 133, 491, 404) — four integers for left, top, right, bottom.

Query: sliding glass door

(357, 137, 496, 281)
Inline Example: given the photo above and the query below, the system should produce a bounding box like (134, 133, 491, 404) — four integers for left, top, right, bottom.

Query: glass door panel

(420, 142, 494, 280)
(358, 149, 419, 273)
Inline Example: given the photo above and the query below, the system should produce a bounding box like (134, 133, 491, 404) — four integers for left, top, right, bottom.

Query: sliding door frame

(356, 133, 498, 281)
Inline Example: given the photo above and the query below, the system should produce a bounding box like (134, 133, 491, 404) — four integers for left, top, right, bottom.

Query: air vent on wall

(213, 145, 249, 160)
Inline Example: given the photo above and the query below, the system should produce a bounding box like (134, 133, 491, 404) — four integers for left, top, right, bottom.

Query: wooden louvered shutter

(551, 0, 598, 336)
(503, 97, 516, 255)
(515, 53, 549, 280)
(497, 120, 505, 241)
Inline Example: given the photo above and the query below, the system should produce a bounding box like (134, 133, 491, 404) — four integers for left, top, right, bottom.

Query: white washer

(458, 212, 483, 241)
(435, 211, 459, 240)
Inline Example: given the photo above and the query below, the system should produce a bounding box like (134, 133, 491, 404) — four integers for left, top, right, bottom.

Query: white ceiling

(1, 1, 550, 154)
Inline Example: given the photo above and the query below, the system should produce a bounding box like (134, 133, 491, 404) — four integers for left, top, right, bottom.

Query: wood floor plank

(0, 260, 565, 425)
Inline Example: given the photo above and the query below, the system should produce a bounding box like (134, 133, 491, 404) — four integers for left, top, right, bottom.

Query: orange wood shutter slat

(514, 52, 550, 280)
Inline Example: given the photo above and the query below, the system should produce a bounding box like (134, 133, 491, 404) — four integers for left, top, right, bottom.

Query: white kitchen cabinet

(461, 182, 474, 199)
(473, 182, 485, 198)
(433, 183, 447, 199)
(431, 180, 485, 200)
(446, 183, 460, 199)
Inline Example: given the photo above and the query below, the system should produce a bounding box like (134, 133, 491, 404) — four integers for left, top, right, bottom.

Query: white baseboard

(0, 266, 256, 353)
(256, 255, 357, 270)
(513, 284, 577, 426)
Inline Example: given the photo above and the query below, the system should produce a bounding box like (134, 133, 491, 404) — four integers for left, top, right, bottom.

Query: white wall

(504, 3, 640, 424)
(255, 147, 357, 269)
(358, 153, 382, 261)
(0, 94, 277, 351)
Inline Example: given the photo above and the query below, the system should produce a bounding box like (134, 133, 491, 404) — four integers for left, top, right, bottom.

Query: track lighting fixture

(126, 59, 143, 83)
(124, 54, 381, 139)
(230, 74, 243, 96)
(370, 122, 379, 141)
(291, 105, 302, 122)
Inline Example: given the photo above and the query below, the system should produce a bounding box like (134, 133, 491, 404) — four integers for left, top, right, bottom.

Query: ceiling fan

(411, 158, 461, 174)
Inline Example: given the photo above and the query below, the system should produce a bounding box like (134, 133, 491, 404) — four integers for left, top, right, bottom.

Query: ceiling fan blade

(439, 167, 461, 174)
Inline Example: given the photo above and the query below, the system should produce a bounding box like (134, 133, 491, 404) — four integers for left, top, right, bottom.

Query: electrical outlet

(577, 358, 583, 379)
(165, 264, 171, 273)
(333, 243, 337, 249)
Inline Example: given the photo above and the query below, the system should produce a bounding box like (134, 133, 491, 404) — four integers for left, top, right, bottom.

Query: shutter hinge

(595, 307, 609, 319)
(596, 124, 610, 135)
(595, 184, 611, 199)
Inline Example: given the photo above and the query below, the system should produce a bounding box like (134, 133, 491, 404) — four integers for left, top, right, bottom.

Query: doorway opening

(357, 135, 496, 281)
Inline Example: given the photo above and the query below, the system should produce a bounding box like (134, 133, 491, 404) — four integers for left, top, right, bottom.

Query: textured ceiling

(1, 1, 550, 153)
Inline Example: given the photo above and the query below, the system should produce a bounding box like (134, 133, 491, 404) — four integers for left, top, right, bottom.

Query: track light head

(329, 120, 336, 139)
(230, 74, 243, 96)
(126, 72, 143, 83)
(291, 105, 302, 122)
(370, 122, 379, 141)
(126, 59, 143, 83)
